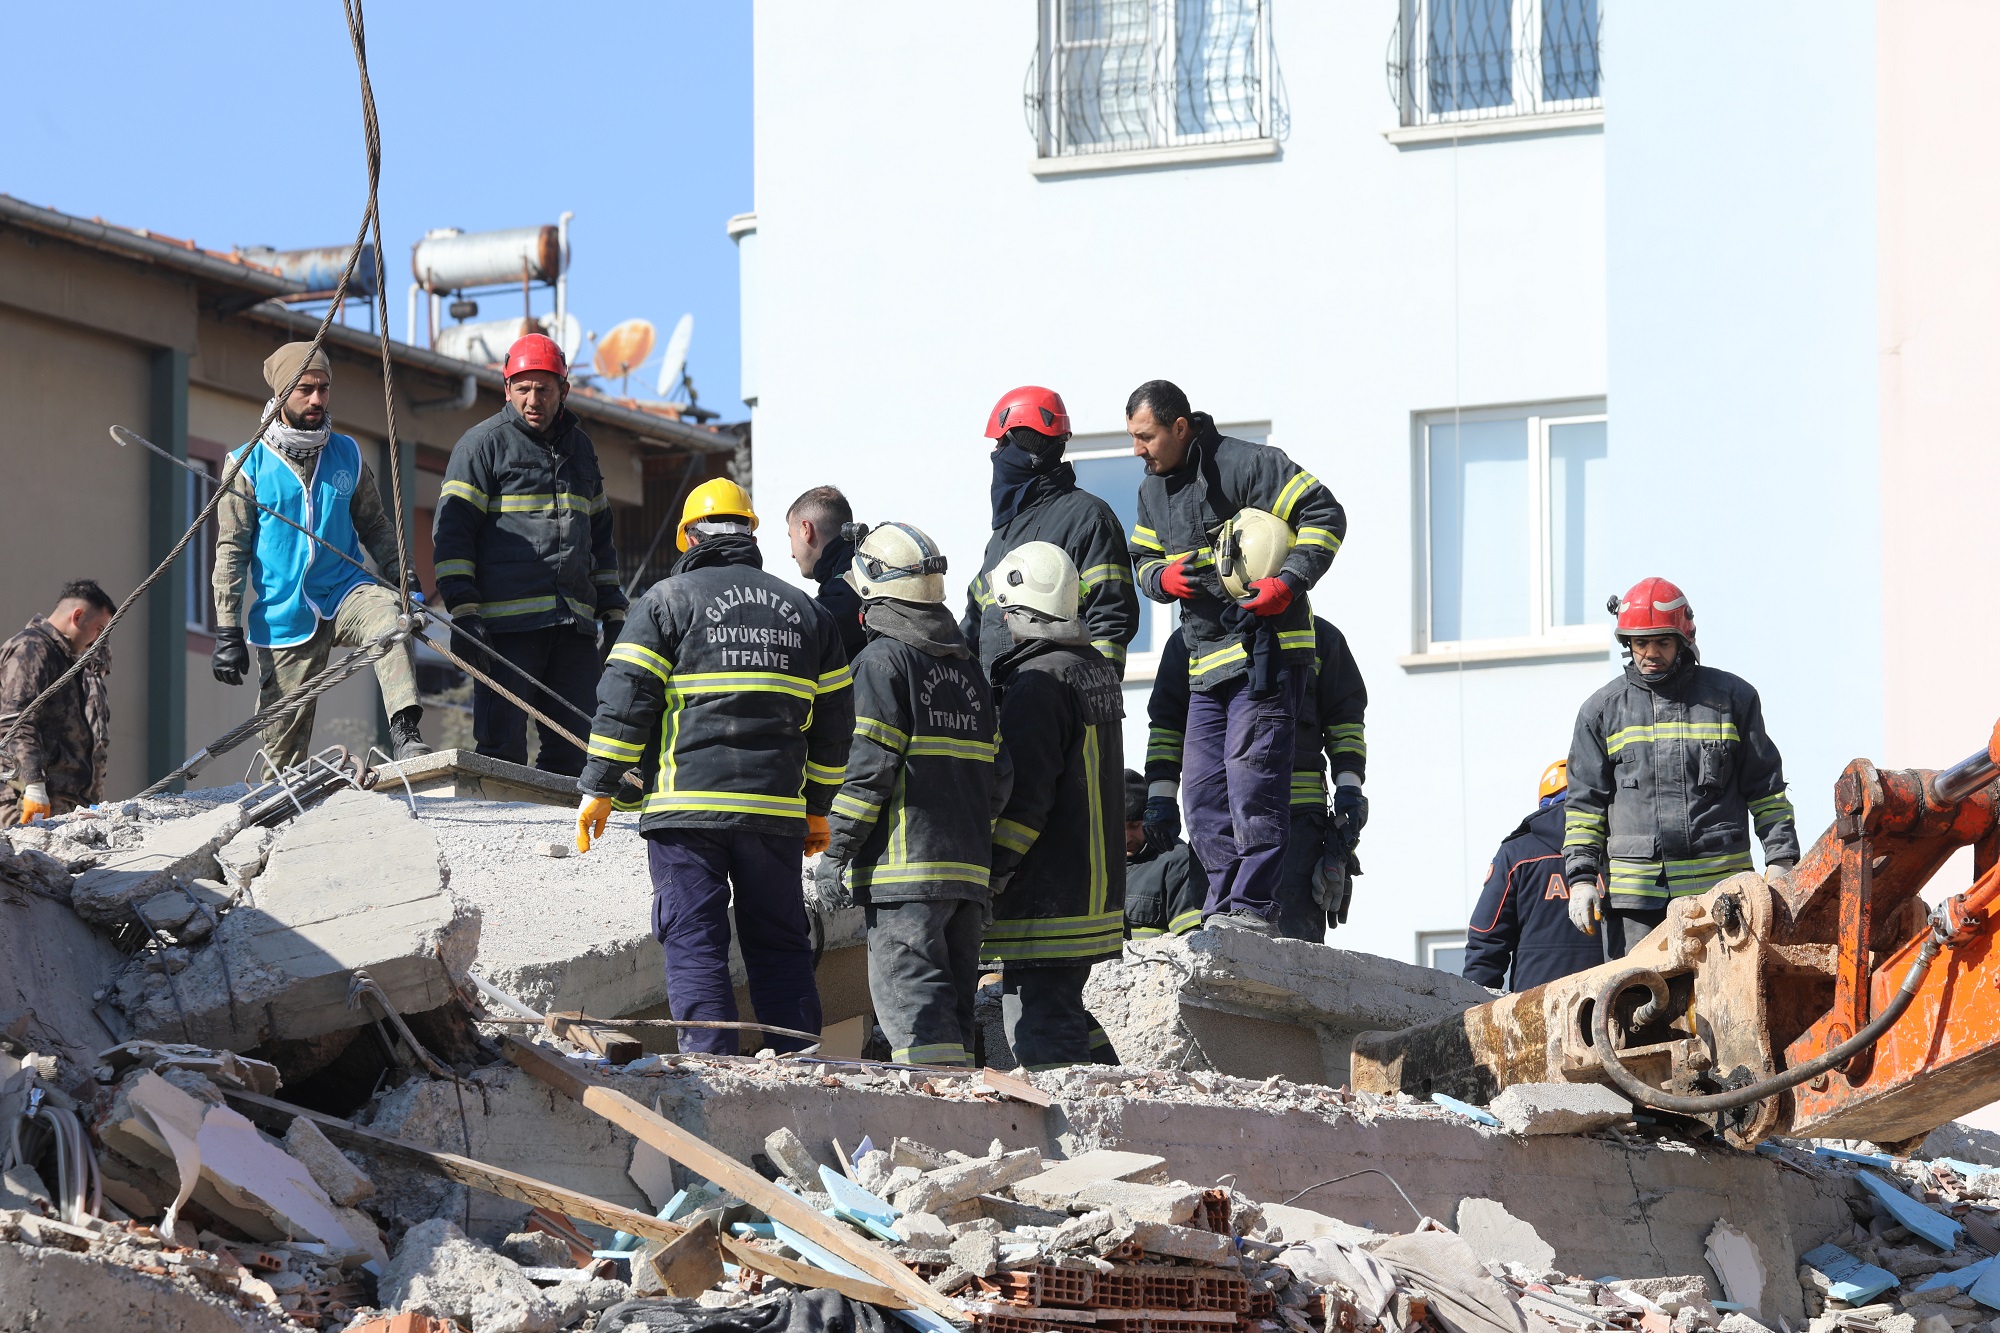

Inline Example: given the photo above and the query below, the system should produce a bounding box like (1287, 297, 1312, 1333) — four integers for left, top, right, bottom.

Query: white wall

(748, 1, 1608, 961)
(1604, 1, 1882, 850)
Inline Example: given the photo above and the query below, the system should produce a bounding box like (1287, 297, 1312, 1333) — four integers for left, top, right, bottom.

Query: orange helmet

(1538, 760, 1568, 800)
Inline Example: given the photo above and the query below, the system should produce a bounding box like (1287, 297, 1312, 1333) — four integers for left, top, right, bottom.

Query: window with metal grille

(184, 460, 218, 634)
(1026, 0, 1288, 159)
(1388, 0, 1600, 127)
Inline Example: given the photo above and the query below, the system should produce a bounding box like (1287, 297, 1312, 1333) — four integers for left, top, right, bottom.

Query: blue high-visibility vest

(232, 434, 373, 648)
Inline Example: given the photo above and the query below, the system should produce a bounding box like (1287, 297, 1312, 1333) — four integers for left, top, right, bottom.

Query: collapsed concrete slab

(1086, 931, 1493, 1085)
(112, 789, 478, 1049)
(0, 877, 126, 1073)
(377, 747, 584, 807)
(69, 801, 243, 927)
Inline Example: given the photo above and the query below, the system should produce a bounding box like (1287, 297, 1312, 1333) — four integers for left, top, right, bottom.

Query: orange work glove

(804, 813, 830, 858)
(19, 782, 50, 824)
(576, 795, 612, 853)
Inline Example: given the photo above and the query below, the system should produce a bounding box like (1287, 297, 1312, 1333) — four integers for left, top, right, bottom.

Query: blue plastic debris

(853, 1136, 877, 1165)
(770, 1220, 958, 1333)
(1917, 1255, 1996, 1298)
(820, 1164, 904, 1243)
(1800, 1243, 1899, 1304)
(1932, 1158, 1998, 1180)
(1857, 1170, 1964, 1251)
(1969, 1262, 2000, 1312)
(1815, 1145, 1898, 1169)
(1430, 1093, 1501, 1127)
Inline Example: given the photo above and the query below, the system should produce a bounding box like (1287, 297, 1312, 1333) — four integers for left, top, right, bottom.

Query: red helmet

(504, 333, 568, 381)
(985, 386, 1070, 440)
(1611, 576, 1695, 646)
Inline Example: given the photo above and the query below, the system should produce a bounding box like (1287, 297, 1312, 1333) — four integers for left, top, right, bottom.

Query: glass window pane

(1175, 0, 1260, 138)
(1428, 418, 1529, 643)
(1071, 453, 1152, 652)
(1547, 419, 1608, 627)
(1427, 0, 1512, 114)
(1059, 0, 1155, 151)
(1541, 0, 1600, 101)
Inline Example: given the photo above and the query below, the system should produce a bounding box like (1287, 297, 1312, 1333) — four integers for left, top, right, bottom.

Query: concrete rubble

(8, 784, 2000, 1332)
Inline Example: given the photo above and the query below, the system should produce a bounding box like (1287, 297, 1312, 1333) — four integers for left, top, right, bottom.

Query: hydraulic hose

(1588, 931, 1943, 1115)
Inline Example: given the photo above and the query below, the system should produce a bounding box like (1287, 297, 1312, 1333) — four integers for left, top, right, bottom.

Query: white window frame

(1417, 929, 1469, 974)
(1395, 0, 1601, 129)
(184, 460, 218, 635)
(1413, 399, 1610, 660)
(1033, 0, 1276, 161)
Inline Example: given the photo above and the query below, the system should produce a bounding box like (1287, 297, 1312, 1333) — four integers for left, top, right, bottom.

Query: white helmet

(991, 540, 1083, 643)
(844, 521, 948, 604)
(1215, 508, 1293, 600)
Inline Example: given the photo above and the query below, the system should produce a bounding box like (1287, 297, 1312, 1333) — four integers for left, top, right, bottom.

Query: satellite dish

(656, 313, 694, 399)
(593, 318, 657, 385)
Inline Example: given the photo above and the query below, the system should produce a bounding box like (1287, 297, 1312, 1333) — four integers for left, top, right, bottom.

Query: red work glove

(1160, 559, 1198, 601)
(1240, 575, 1296, 618)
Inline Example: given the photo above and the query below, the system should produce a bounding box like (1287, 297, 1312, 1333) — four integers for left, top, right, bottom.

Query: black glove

(1332, 785, 1369, 851)
(449, 612, 486, 662)
(211, 626, 249, 686)
(1142, 793, 1180, 854)
(813, 856, 852, 910)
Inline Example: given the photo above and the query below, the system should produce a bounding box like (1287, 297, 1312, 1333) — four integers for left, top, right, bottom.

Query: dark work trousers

(1275, 805, 1330, 942)
(1000, 965, 1097, 1071)
(1183, 668, 1308, 924)
(1604, 904, 1668, 960)
(646, 829, 822, 1055)
(470, 624, 602, 776)
(865, 899, 984, 1067)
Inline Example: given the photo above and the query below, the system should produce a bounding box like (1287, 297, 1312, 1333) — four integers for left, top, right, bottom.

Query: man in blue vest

(211, 342, 430, 771)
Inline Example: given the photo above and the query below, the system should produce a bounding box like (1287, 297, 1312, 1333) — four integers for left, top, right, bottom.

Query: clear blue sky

(6, 2, 752, 416)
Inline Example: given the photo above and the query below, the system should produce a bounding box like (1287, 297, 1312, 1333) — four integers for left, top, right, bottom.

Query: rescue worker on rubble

(1142, 614, 1368, 941)
(432, 333, 624, 776)
(815, 522, 1004, 1067)
(1563, 578, 1800, 957)
(0, 579, 116, 825)
(1127, 379, 1347, 935)
(1463, 761, 1602, 991)
(786, 485, 866, 660)
(984, 541, 1126, 1069)
(1123, 769, 1207, 939)
(573, 488, 852, 1054)
(211, 342, 430, 770)
(963, 387, 1139, 679)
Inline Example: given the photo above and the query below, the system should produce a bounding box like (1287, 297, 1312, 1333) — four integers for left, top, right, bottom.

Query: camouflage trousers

(254, 585, 420, 773)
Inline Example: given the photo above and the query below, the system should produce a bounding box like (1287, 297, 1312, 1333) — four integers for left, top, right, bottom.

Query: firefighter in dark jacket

(985, 541, 1126, 1070)
(1127, 378, 1347, 936)
(963, 386, 1139, 679)
(1142, 615, 1368, 942)
(1564, 577, 1800, 958)
(0, 580, 115, 826)
(816, 522, 1005, 1067)
(432, 334, 626, 776)
(786, 485, 866, 660)
(1122, 770, 1206, 939)
(1464, 761, 1602, 991)
(573, 496, 854, 1055)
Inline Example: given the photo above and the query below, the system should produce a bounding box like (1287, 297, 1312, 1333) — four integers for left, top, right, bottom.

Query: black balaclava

(989, 428, 1072, 529)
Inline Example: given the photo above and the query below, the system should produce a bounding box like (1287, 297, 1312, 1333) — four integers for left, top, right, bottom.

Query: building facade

(741, 0, 1613, 967)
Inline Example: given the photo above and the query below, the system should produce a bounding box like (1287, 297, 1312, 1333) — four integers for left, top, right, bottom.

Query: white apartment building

(737, 0, 1617, 969)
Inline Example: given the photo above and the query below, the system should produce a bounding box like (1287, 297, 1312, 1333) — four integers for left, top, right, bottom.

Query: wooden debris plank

(503, 1035, 954, 1317)
(979, 1067, 1054, 1107)
(546, 1011, 645, 1065)
(221, 1088, 909, 1309)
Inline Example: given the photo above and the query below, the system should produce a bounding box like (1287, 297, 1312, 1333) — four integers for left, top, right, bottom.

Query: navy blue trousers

(1183, 668, 1307, 923)
(471, 625, 601, 777)
(645, 828, 822, 1055)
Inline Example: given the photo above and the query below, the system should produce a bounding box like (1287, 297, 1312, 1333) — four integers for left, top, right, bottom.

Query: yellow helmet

(1215, 508, 1294, 600)
(676, 478, 759, 552)
(1538, 759, 1569, 800)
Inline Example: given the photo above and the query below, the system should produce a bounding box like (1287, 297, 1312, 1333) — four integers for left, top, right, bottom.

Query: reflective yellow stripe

(1167, 906, 1204, 935)
(1749, 792, 1795, 830)
(907, 735, 998, 761)
(664, 671, 815, 700)
(893, 1043, 972, 1067)
(854, 715, 909, 752)
(641, 790, 808, 817)
(816, 665, 853, 694)
(484, 595, 561, 619)
(1188, 642, 1248, 678)
(980, 909, 1125, 962)
(447, 602, 484, 616)
(850, 861, 991, 888)
(610, 642, 674, 683)
(440, 479, 488, 511)
(1295, 526, 1341, 553)
(593, 568, 622, 585)
(588, 733, 644, 761)
(1083, 726, 1107, 916)
(971, 575, 995, 609)
(1131, 526, 1164, 553)
(1091, 639, 1127, 666)
(1272, 470, 1319, 523)
(830, 790, 879, 821)
(434, 559, 476, 580)
(486, 491, 604, 514)
(1325, 723, 1365, 757)
(1563, 808, 1606, 849)
(994, 818, 1039, 855)
(1277, 629, 1316, 651)
(1608, 851, 1756, 899)
(1605, 721, 1742, 756)
(1078, 562, 1132, 591)
(804, 760, 845, 785)
(1146, 727, 1184, 764)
